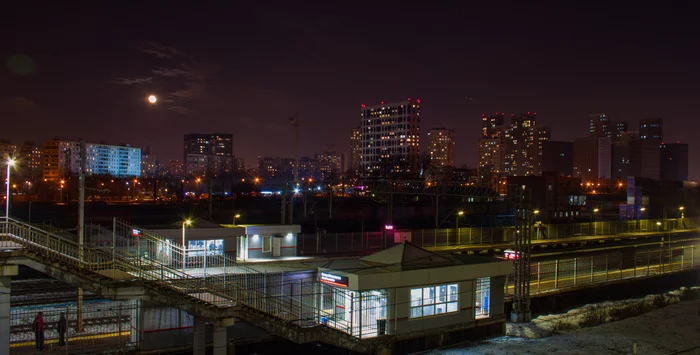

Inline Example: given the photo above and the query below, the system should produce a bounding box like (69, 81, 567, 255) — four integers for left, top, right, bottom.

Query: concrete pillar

(193, 317, 206, 355)
(214, 318, 235, 355)
(129, 299, 144, 348)
(0, 265, 18, 354)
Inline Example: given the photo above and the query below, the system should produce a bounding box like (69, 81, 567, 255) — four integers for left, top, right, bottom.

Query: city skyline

(2, 3, 699, 179)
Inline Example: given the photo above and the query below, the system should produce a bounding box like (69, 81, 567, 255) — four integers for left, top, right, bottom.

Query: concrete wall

(247, 234, 297, 258)
(387, 275, 507, 335)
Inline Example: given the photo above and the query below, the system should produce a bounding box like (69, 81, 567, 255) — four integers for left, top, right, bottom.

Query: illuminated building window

(410, 283, 458, 318)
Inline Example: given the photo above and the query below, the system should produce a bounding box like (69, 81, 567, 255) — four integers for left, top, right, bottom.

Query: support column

(129, 299, 144, 348)
(213, 318, 234, 355)
(193, 317, 206, 355)
(0, 265, 18, 354)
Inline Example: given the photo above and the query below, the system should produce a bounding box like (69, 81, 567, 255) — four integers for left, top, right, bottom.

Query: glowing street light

(233, 214, 241, 225)
(182, 219, 192, 272)
(147, 95, 157, 104)
(5, 158, 15, 220)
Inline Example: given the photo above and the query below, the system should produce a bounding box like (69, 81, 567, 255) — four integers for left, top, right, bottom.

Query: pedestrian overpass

(0, 218, 379, 355)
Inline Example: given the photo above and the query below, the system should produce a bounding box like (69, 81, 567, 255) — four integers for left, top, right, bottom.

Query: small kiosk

(235, 224, 301, 261)
(317, 242, 512, 339)
(148, 224, 300, 261)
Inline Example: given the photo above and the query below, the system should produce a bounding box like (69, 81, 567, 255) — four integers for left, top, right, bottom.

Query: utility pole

(289, 114, 300, 224)
(77, 140, 86, 332)
(511, 184, 533, 323)
(208, 178, 213, 221)
(280, 186, 287, 224)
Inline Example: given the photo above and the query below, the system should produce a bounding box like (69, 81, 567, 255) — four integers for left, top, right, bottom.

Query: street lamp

(591, 208, 600, 235)
(679, 206, 685, 219)
(147, 95, 157, 104)
(182, 219, 192, 272)
(456, 211, 464, 245)
(5, 158, 15, 220)
(233, 214, 241, 225)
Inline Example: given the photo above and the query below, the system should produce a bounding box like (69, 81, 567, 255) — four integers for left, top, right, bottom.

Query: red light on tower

(361, 104, 366, 108)
(416, 99, 421, 103)
(381, 101, 384, 105)
(408, 97, 411, 101)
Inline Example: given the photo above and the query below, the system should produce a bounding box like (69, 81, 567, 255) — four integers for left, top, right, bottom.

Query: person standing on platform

(58, 313, 67, 346)
(33, 311, 45, 350)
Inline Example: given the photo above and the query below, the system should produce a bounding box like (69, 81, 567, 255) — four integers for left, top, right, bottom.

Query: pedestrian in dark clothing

(58, 313, 67, 346)
(33, 312, 45, 350)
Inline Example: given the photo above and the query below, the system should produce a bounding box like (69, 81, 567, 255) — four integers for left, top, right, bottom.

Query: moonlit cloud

(112, 42, 214, 115)
(110, 77, 153, 85)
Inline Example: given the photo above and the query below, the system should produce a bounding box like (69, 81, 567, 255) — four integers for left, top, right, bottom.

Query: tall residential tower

(360, 99, 420, 179)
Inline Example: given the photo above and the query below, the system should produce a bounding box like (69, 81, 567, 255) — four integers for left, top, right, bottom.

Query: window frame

(409, 283, 459, 319)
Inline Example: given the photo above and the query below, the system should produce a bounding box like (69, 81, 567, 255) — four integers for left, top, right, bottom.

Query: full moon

(148, 95, 157, 104)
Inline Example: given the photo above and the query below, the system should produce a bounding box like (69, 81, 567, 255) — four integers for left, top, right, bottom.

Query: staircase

(0, 218, 366, 352)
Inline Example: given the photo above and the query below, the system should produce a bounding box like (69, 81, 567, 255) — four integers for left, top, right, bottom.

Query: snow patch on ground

(431, 287, 700, 355)
(507, 286, 700, 339)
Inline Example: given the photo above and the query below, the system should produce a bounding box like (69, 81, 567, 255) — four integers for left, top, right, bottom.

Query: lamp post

(5, 158, 15, 220)
(233, 214, 241, 225)
(182, 219, 192, 272)
(591, 208, 599, 235)
(679, 206, 685, 229)
(533, 209, 540, 239)
(639, 207, 646, 232)
(456, 211, 464, 245)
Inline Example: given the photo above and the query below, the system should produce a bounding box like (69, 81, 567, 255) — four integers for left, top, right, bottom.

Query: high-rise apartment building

(573, 136, 612, 181)
(660, 142, 689, 182)
(427, 128, 455, 168)
(258, 157, 295, 181)
(629, 139, 660, 180)
(350, 127, 362, 174)
(183, 133, 233, 178)
(612, 122, 628, 142)
(506, 113, 548, 176)
(141, 154, 158, 177)
(589, 112, 611, 138)
(542, 141, 573, 176)
(639, 118, 663, 141)
(360, 99, 420, 179)
(14, 142, 42, 180)
(482, 113, 505, 138)
(611, 131, 636, 180)
(477, 138, 504, 177)
(477, 113, 507, 177)
(315, 150, 345, 180)
(42, 139, 141, 180)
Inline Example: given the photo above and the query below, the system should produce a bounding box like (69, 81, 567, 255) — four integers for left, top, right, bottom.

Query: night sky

(2, 2, 699, 178)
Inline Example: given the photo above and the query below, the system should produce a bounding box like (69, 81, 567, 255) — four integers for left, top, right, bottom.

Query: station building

(314, 242, 512, 349)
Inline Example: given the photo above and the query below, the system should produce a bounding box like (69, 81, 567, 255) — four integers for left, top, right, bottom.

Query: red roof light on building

(416, 99, 421, 103)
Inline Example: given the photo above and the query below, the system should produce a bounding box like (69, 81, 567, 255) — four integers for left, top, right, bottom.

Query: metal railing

(507, 243, 700, 297)
(0, 218, 340, 338)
